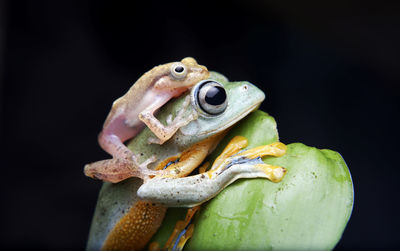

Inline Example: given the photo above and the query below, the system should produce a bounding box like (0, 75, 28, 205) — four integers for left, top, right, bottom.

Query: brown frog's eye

(192, 80, 228, 116)
(170, 62, 187, 79)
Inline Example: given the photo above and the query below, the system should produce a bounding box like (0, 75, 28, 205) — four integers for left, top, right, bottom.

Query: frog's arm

(154, 133, 224, 178)
(98, 134, 222, 250)
(139, 91, 198, 145)
(137, 136, 287, 207)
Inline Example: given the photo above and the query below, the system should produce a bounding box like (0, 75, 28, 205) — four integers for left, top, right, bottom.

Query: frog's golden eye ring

(191, 80, 228, 117)
(170, 62, 188, 79)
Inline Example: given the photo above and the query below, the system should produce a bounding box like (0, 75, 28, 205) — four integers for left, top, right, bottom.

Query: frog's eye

(170, 63, 187, 79)
(192, 80, 228, 116)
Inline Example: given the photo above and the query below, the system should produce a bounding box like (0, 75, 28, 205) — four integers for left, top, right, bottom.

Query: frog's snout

(181, 57, 209, 75)
(193, 65, 209, 75)
(188, 65, 209, 82)
(200, 64, 208, 73)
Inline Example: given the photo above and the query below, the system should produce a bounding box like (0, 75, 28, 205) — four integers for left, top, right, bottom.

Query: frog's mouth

(213, 102, 261, 133)
(197, 100, 263, 136)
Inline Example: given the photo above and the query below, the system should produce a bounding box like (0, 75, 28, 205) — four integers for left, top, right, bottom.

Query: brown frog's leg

(89, 116, 158, 182)
(140, 95, 198, 145)
(84, 155, 157, 183)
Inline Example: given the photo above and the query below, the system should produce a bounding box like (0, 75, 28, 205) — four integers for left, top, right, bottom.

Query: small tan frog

(85, 58, 209, 181)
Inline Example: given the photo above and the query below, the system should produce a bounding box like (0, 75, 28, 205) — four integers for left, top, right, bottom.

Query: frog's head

(163, 57, 209, 89)
(176, 72, 265, 142)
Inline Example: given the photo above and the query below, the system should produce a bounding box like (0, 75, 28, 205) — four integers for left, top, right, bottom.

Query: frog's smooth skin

(138, 140, 287, 207)
(84, 57, 209, 182)
(86, 72, 266, 250)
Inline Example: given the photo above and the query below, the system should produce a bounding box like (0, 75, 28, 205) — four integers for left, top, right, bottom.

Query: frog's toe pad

(255, 163, 287, 182)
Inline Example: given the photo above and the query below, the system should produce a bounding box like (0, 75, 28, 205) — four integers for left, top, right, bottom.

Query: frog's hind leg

(102, 200, 167, 251)
(152, 206, 199, 251)
(84, 156, 157, 183)
(94, 120, 156, 182)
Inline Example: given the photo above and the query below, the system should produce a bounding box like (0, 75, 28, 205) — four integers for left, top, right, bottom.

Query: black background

(1, 0, 399, 249)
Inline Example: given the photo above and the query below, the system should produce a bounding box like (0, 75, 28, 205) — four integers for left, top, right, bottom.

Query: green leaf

(151, 110, 353, 250)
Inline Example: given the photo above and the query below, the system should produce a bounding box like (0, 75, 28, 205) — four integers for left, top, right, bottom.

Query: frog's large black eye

(195, 80, 227, 115)
(170, 62, 187, 79)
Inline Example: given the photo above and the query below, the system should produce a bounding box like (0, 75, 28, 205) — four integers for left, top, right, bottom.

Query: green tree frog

(86, 72, 286, 250)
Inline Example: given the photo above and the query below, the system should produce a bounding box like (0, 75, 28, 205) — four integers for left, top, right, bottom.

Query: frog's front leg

(137, 136, 287, 207)
(153, 133, 223, 179)
(139, 95, 198, 145)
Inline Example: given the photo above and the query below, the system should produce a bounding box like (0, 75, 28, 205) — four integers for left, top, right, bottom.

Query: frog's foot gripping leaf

(207, 136, 287, 182)
(143, 95, 198, 145)
(137, 136, 287, 207)
(83, 154, 158, 183)
(149, 206, 200, 251)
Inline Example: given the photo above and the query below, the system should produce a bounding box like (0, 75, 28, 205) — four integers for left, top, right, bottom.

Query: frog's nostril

(191, 66, 209, 73)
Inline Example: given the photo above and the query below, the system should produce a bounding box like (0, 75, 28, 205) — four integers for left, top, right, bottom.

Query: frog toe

(254, 163, 287, 182)
(161, 206, 200, 251)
